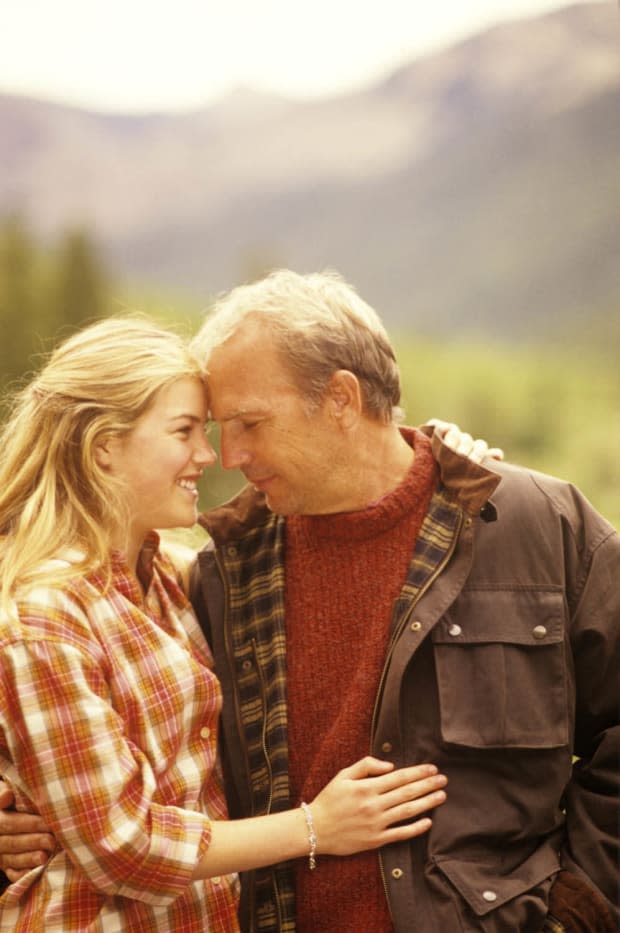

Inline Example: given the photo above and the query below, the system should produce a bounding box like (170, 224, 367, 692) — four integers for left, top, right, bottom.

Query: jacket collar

(198, 483, 272, 544)
(422, 426, 502, 517)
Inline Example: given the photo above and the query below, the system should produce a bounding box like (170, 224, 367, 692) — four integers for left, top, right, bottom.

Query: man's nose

(219, 432, 249, 471)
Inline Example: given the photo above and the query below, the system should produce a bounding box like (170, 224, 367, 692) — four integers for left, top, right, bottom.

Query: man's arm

(560, 518, 620, 924)
(0, 780, 56, 883)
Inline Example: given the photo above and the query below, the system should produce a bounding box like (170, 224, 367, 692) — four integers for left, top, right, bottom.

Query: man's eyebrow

(168, 413, 204, 423)
(212, 408, 264, 423)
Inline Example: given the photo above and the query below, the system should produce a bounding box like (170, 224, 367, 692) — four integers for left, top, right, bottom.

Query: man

(1, 270, 619, 930)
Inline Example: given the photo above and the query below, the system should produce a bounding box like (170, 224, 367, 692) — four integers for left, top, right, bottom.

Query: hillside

(1, 1, 618, 338)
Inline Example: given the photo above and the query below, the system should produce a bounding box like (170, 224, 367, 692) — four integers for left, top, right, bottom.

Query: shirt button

(532, 625, 547, 639)
(482, 890, 497, 902)
(391, 868, 403, 879)
(448, 623, 462, 637)
(381, 741, 393, 754)
(410, 621, 422, 632)
(211, 876, 221, 884)
(200, 727, 211, 739)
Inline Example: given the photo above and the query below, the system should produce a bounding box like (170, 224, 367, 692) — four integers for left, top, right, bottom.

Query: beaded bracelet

(300, 801, 317, 870)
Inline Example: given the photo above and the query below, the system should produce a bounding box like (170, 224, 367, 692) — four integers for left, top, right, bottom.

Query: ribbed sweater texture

(285, 428, 438, 933)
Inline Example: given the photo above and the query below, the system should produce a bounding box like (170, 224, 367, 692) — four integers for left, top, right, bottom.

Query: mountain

(1, 1, 618, 339)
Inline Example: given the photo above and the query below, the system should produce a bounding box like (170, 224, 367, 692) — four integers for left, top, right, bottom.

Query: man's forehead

(207, 372, 301, 423)
(206, 372, 272, 417)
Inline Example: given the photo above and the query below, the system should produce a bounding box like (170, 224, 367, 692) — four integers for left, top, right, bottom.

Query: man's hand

(0, 781, 55, 882)
(426, 419, 504, 464)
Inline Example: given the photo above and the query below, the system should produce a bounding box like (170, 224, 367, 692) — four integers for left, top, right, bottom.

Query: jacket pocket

(429, 845, 561, 930)
(432, 588, 569, 748)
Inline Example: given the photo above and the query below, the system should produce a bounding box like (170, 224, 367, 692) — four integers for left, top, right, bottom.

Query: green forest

(2, 217, 618, 530)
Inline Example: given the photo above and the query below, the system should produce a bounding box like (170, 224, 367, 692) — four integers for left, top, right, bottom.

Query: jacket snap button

(200, 727, 211, 739)
(391, 868, 403, 879)
(226, 545, 237, 557)
(381, 741, 393, 754)
(532, 625, 547, 639)
(482, 890, 497, 902)
(448, 623, 462, 637)
(242, 660, 252, 672)
(410, 621, 422, 632)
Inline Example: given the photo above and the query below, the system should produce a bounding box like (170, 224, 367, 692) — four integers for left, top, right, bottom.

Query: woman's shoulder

(0, 559, 101, 652)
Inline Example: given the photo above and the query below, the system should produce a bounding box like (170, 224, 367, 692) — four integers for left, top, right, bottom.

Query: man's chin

(247, 478, 300, 515)
(262, 491, 297, 516)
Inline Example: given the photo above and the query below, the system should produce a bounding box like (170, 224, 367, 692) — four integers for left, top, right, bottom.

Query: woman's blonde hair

(0, 316, 204, 607)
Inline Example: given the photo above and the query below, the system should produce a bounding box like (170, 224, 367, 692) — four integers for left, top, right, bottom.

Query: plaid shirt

(0, 534, 239, 931)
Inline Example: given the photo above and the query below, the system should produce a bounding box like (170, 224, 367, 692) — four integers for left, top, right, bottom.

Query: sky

(0, 0, 595, 113)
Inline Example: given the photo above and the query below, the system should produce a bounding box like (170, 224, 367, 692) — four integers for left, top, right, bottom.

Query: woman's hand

(310, 756, 447, 856)
(194, 756, 447, 880)
(426, 418, 504, 463)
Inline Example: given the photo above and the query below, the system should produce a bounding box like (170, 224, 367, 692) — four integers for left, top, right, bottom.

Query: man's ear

(328, 370, 362, 427)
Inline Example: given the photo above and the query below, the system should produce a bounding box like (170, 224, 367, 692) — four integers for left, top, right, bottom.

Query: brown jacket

(192, 432, 620, 931)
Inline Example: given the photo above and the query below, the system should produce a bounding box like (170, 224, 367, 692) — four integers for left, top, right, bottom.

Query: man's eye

(176, 426, 192, 436)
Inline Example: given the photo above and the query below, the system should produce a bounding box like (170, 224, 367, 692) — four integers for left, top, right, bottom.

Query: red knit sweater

(285, 429, 438, 933)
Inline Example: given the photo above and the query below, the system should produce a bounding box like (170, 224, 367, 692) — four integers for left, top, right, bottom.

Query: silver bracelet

(300, 801, 317, 870)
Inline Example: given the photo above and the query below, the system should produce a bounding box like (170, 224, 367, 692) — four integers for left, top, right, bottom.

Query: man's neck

(332, 423, 415, 512)
(363, 424, 414, 503)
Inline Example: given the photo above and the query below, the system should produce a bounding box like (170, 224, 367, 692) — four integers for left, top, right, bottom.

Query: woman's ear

(93, 437, 113, 470)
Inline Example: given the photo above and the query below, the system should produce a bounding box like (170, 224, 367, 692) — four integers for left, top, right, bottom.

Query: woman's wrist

(300, 802, 317, 870)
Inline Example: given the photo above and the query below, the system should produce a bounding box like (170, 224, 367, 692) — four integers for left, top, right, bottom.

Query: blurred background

(1, 0, 618, 525)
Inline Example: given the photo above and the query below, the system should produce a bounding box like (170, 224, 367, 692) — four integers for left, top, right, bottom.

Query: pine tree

(52, 228, 109, 331)
(0, 216, 39, 392)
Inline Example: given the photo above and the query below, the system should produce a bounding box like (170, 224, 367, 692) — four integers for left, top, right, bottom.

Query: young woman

(0, 317, 447, 931)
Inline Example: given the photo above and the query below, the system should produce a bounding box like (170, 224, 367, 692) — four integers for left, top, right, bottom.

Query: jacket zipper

(254, 640, 275, 816)
(374, 510, 465, 906)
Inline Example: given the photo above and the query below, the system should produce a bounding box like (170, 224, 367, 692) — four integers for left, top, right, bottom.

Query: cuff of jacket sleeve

(549, 869, 617, 932)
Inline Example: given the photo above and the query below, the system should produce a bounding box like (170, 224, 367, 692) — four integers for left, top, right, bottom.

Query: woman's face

(102, 376, 215, 548)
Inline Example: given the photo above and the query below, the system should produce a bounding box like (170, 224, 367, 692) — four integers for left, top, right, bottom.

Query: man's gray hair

(192, 269, 404, 423)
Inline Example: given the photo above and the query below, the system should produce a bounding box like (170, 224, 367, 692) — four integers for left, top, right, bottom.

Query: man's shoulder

(485, 459, 617, 547)
(198, 484, 279, 546)
(191, 486, 285, 622)
(491, 458, 592, 506)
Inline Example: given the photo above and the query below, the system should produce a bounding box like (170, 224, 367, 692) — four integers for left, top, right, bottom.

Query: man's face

(206, 323, 348, 515)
